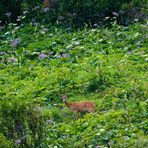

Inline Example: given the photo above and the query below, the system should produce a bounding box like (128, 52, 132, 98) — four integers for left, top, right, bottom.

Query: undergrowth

(0, 20, 148, 147)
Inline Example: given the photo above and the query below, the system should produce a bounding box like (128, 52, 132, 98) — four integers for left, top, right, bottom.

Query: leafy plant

(0, 20, 147, 147)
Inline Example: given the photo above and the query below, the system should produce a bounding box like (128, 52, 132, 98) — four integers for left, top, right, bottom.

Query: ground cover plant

(0, 18, 148, 147)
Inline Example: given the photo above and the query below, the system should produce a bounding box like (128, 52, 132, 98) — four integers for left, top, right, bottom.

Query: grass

(0, 21, 148, 147)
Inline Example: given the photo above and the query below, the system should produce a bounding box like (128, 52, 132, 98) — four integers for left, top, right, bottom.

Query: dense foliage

(0, 0, 42, 25)
(0, 0, 147, 26)
(0, 17, 148, 147)
(0, 0, 21, 24)
(50, 0, 147, 26)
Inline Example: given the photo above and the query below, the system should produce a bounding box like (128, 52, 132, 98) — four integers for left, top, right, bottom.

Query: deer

(61, 95, 95, 113)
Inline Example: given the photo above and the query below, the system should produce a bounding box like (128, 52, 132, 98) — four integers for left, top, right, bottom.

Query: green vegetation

(0, 0, 147, 26)
(0, 19, 148, 147)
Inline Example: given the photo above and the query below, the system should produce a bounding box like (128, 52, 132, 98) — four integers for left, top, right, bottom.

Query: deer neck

(64, 101, 70, 107)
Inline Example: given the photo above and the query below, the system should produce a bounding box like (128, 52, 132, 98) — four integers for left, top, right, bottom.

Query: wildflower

(58, 16, 64, 21)
(134, 19, 139, 22)
(7, 51, 15, 54)
(100, 128, 105, 132)
(34, 6, 40, 10)
(33, 105, 42, 112)
(42, 19, 46, 22)
(0, 25, 5, 30)
(104, 16, 110, 20)
(72, 41, 80, 46)
(0, 52, 6, 55)
(10, 38, 21, 48)
(135, 32, 140, 37)
(43, 7, 49, 13)
(5, 12, 12, 17)
(55, 54, 61, 58)
(112, 12, 119, 17)
(48, 52, 54, 55)
(96, 133, 100, 136)
(14, 26, 20, 30)
(17, 17, 21, 22)
(32, 52, 39, 55)
(32, 22, 39, 26)
(23, 10, 28, 15)
(15, 139, 21, 145)
(8, 57, 17, 63)
(38, 53, 48, 60)
(93, 24, 98, 27)
(62, 53, 69, 58)
(40, 28, 48, 34)
(43, 28, 49, 32)
(52, 42, 57, 46)
(17, 16, 22, 20)
(123, 136, 130, 140)
(40, 30, 46, 34)
(20, 24, 24, 27)
(67, 13, 72, 17)
(66, 45, 72, 50)
(47, 119, 54, 124)
(96, 146, 102, 148)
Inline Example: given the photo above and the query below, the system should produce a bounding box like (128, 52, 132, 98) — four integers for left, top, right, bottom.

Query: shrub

(0, 98, 50, 147)
(49, 0, 143, 26)
(0, 0, 43, 25)
(1, 0, 147, 26)
(0, 0, 21, 25)
(0, 133, 13, 147)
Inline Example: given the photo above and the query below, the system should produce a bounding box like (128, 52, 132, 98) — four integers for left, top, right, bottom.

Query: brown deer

(61, 95, 95, 113)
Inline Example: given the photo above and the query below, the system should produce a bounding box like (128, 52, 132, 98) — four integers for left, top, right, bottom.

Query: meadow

(0, 20, 148, 147)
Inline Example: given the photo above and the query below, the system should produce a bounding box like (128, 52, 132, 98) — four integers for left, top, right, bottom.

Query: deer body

(64, 101, 95, 113)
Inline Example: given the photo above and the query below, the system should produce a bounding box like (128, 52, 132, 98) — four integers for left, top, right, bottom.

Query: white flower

(66, 45, 72, 50)
(112, 12, 119, 16)
(100, 128, 105, 132)
(15, 139, 21, 145)
(38, 53, 48, 60)
(8, 57, 17, 63)
(43, 7, 49, 13)
(72, 41, 80, 46)
(10, 38, 21, 48)
(5, 12, 12, 17)
(33, 105, 42, 112)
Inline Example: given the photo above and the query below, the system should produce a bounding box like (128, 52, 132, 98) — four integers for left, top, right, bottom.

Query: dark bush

(0, 99, 49, 147)
(0, 0, 147, 26)
(0, 0, 43, 25)
(49, 0, 134, 26)
(0, 0, 21, 25)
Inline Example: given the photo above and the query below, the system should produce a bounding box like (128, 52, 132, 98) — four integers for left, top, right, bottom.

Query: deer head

(61, 94, 67, 102)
